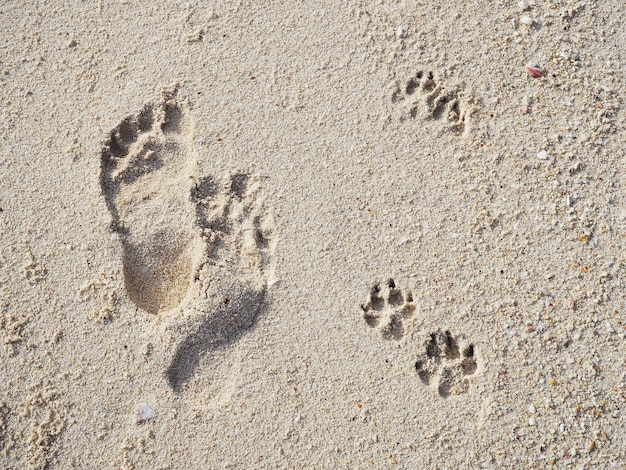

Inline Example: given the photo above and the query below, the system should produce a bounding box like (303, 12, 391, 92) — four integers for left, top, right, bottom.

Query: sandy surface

(1, 0, 626, 468)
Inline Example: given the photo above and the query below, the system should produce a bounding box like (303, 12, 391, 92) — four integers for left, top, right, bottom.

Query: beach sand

(1, 0, 625, 468)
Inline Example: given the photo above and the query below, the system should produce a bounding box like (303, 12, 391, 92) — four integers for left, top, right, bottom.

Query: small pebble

(537, 150, 548, 160)
(560, 423, 566, 433)
(528, 417, 536, 426)
(136, 403, 155, 424)
(518, 1, 529, 11)
(528, 404, 536, 414)
(396, 27, 404, 38)
(520, 16, 535, 26)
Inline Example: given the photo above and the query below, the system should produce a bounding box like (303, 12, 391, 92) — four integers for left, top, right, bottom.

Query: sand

(1, 0, 625, 468)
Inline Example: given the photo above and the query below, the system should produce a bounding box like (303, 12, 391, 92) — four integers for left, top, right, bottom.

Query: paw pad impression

(415, 329, 478, 398)
(391, 70, 468, 134)
(361, 279, 416, 340)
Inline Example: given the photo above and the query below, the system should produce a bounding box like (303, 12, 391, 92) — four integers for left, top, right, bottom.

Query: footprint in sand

(100, 89, 275, 392)
(414, 329, 478, 398)
(360, 279, 416, 341)
(391, 70, 470, 135)
(165, 171, 274, 392)
(100, 91, 201, 315)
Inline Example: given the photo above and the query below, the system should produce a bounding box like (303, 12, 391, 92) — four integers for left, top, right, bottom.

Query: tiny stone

(520, 16, 535, 26)
(560, 423, 566, 433)
(396, 27, 404, 38)
(518, 1, 529, 11)
(528, 404, 536, 414)
(528, 417, 536, 426)
(136, 403, 155, 424)
(537, 150, 548, 160)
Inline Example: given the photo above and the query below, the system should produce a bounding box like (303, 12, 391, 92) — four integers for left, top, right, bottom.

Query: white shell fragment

(537, 150, 548, 160)
(136, 402, 155, 424)
(528, 403, 536, 414)
(528, 417, 537, 426)
(520, 16, 535, 26)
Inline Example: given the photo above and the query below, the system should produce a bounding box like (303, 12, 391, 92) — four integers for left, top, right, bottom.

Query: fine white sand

(1, 1, 625, 468)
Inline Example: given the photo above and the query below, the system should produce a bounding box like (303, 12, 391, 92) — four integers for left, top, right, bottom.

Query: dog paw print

(391, 70, 468, 135)
(360, 279, 416, 340)
(415, 330, 478, 398)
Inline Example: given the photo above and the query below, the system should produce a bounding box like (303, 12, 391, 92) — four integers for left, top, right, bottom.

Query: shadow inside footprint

(166, 286, 267, 392)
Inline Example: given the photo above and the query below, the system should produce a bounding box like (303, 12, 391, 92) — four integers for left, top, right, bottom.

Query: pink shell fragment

(525, 63, 542, 78)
